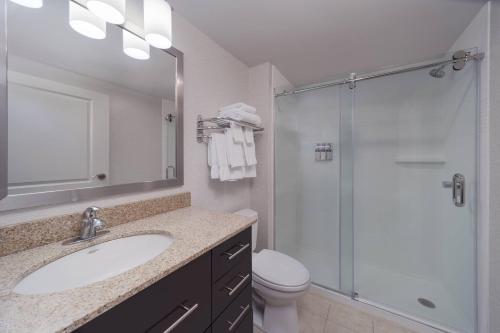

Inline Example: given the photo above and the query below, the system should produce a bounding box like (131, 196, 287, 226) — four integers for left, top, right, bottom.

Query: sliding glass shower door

(274, 53, 478, 333)
(351, 60, 477, 333)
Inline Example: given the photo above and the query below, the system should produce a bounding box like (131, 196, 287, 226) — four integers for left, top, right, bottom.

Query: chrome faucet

(80, 207, 106, 240)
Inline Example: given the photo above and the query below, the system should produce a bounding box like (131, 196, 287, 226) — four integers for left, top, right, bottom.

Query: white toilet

(235, 209, 311, 333)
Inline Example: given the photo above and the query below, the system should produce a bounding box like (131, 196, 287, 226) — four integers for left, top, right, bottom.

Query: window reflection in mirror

(6, 1, 178, 196)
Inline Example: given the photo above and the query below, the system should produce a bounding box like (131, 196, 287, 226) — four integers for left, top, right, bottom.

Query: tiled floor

(253, 291, 418, 333)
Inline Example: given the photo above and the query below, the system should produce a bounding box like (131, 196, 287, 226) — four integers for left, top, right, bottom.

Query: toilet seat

(253, 249, 310, 293)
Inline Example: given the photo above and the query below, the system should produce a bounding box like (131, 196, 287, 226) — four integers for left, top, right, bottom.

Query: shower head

(429, 64, 446, 78)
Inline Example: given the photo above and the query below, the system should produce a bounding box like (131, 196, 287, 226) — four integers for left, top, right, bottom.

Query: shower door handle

(452, 174, 465, 207)
(443, 174, 465, 207)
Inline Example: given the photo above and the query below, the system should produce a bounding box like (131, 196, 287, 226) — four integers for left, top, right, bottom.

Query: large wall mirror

(0, 0, 183, 211)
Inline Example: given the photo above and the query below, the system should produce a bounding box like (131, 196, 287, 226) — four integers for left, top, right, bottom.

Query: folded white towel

(220, 102, 256, 114)
(243, 127, 257, 166)
(208, 135, 219, 179)
(219, 109, 262, 126)
(229, 122, 244, 143)
(225, 129, 245, 168)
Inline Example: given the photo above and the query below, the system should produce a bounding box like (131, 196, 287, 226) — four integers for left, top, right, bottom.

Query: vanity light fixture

(144, 0, 172, 49)
(69, 1, 107, 40)
(123, 30, 150, 60)
(87, 0, 126, 25)
(8, 0, 43, 8)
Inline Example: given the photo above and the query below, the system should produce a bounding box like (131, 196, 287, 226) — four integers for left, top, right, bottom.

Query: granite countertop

(0, 207, 255, 333)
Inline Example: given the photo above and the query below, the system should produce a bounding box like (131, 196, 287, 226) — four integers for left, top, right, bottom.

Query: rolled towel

(220, 102, 256, 114)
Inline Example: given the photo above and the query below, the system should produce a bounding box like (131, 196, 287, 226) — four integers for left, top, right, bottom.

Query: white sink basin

(14, 233, 173, 295)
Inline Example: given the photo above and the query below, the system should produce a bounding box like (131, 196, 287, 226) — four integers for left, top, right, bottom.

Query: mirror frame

(0, 0, 184, 211)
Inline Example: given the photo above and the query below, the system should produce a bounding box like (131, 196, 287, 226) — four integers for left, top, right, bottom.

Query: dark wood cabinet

(74, 228, 252, 333)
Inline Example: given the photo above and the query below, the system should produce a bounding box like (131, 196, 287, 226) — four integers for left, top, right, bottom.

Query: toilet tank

(234, 209, 258, 251)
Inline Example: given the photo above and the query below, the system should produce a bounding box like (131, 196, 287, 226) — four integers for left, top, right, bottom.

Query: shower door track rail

(274, 50, 484, 97)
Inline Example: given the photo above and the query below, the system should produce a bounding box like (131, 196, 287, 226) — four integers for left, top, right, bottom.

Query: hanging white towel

(212, 133, 231, 181)
(208, 135, 219, 179)
(229, 122, 244, 143)
(242, 128, 257, 166)
(213, 133, 245, 181)
(244, 165, 257, 178)
(229, 166, 245, 180)
(243, 127, 254, 145)
(225, 128, 245, 168)
(220, 102, 256, 114)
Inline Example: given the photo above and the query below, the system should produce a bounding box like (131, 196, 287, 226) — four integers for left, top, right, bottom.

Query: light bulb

(123, 30, 150, 60)
(144, 0, 172, 49)
(69, 1, 106, 40)
(87, 0, 126, 25)
(8, 0, 43, 8)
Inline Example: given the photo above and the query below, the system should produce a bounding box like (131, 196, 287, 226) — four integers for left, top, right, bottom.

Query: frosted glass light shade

(123, 30, 150, 60)
(69, 2, 106, 40)
(87, 0, 126, 25)
(144, 0, 172, 49)
(8, 0, 43, 8)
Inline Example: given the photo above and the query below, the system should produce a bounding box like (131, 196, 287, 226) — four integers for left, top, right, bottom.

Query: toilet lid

(253, 249, 310, 288)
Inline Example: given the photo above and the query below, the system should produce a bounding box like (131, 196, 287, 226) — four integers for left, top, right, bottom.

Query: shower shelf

(394, 157, 446, 164)
(196, 115, 264, 143)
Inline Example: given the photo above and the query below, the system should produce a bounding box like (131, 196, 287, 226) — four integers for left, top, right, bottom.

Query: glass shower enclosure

(274, 52, 478, 333)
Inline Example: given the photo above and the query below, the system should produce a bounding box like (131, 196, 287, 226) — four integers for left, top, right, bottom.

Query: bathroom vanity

(0, 198, 256, 333)
(75, 228, 252, 333)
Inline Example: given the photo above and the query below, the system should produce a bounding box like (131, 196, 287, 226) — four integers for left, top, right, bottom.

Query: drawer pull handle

(227, 304, 250, 331)
(225, 274, 250, 296)
(223, 243, 250, 260)
(163, 303, 199, 333)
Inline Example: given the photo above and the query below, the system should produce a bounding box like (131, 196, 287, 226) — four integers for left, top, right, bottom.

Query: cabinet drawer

(212, 252, 251, 319)
(212, 228, 251, 282)
(212, 284, 252, 333)
(75, 253, 211, 333)
(233, 309, 253, 333)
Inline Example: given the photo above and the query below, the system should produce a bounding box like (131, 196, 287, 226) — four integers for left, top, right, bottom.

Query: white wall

(248, 63, 272, 250)
(0, 12, 252, 225)
(247, 64, 293, 251)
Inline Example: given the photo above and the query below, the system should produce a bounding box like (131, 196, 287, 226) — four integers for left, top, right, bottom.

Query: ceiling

(168, 0, 486, 86)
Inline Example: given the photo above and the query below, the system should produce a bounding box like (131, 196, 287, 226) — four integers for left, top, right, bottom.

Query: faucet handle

(83, 206, 101, 219)
(93, 218, 106, 231)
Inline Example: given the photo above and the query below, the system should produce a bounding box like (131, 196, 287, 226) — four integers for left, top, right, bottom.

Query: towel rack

(196, 115, 264, 143)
